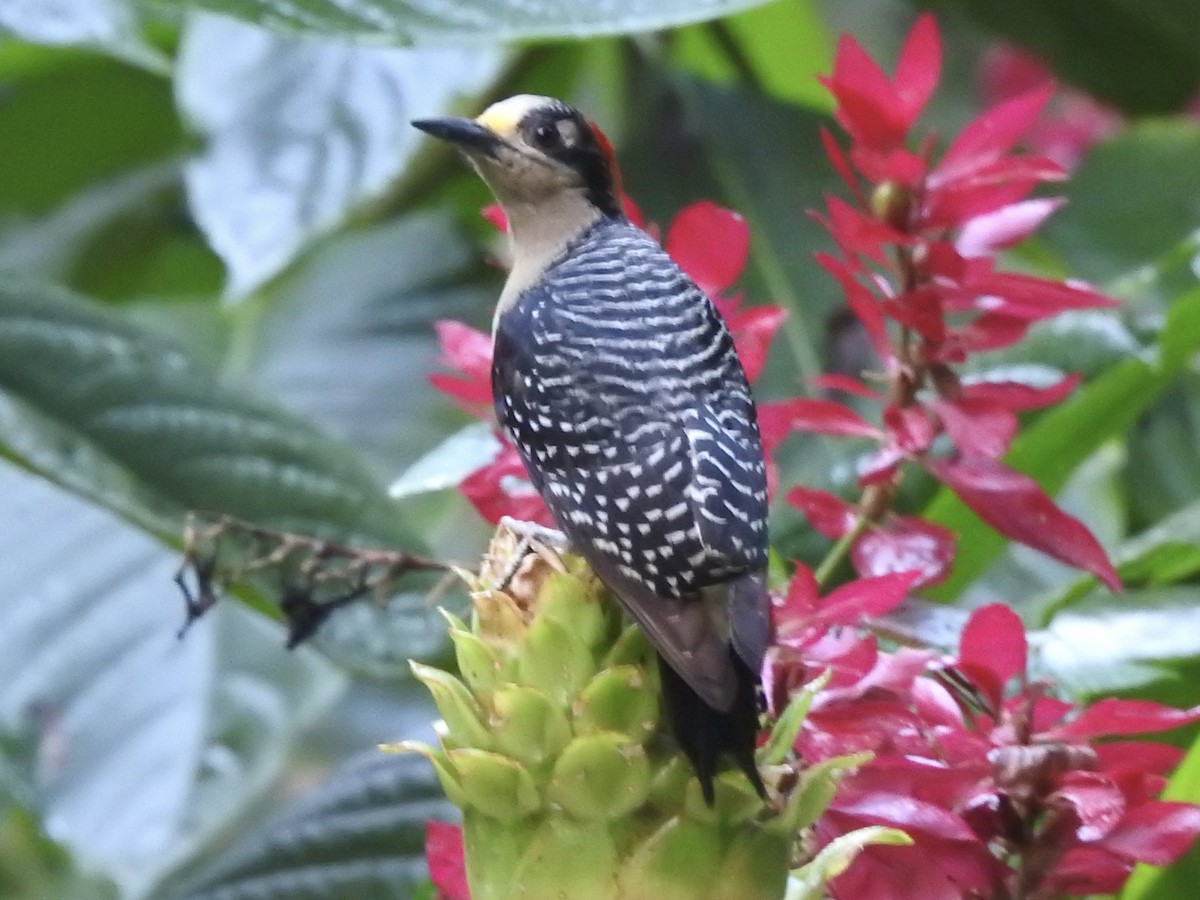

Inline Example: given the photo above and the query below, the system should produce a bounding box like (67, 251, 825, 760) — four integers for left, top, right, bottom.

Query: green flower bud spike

(397, 524, 896, 899)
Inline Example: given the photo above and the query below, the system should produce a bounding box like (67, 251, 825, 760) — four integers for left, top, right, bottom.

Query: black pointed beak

(412, 116, 502, 156)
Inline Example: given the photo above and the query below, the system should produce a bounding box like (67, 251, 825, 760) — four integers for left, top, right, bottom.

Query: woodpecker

(413, 95, 771, 803)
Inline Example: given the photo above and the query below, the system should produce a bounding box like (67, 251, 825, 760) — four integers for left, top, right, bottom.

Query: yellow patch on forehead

(476, 94, 556, 137)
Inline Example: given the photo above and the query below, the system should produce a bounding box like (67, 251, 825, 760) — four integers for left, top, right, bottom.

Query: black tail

(657, 650, 765, 805)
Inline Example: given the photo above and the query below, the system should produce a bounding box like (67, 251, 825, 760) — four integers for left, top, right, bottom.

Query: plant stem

(813, 513, 872, 588)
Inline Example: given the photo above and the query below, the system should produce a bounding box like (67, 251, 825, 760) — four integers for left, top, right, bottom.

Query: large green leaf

(0, 461, 344, 898)
(1042, 121, 1200, 289)
(925, 287, 1200, 600)
(913, 0, 1200, 114)
(165, 752, 452, 899)
(1039, 587, 1200, 698)
(143, 0, 775, 43)
(0, 54, 183, 216)
(175, 13, 504, 298)
(0, 279, 416, 547)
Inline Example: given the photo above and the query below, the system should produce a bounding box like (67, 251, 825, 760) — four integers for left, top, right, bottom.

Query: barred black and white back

(492, 216, 771, 797)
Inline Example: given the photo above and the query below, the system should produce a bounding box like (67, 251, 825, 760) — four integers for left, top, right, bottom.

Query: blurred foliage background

(2, 0, 1200, 897)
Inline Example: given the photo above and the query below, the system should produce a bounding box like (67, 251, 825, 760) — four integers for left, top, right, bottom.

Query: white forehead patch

(476, 94, 558, 137)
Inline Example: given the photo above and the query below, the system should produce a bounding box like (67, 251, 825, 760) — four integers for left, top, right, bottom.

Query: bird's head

(413, 95, 622, 218)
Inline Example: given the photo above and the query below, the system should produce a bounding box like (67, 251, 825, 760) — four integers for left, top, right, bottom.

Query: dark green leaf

(170, 752, 452, 899)
(1042, 121, 1200, 289)
(1040, 587, 1200, 697)
(1040, 497, 1200, 623)
(0, 54, 183, 216)
(143, 0, 777, 44)
(0, 279, 417, 547)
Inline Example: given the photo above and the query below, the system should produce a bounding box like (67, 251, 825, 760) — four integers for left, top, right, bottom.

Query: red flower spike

(823, 13, 940, 154)
(1052, 770, 1127, 842)
(882, 404, 937, 455)
(923, 455, 1121, 591)
(1048, 698, 1200, 741)
(892, 14, 942, 128)
(665, 201, 750, 297)
(815, 253, 895, 364)
(481, 204, 508, 232)
(933, 397, 1017, 459)
(1047, 846, 1134, 895)
(820, 125, 866, 205)
(426, 821, 470, 900)
(430, 320, 495, 413)
(1099, 801, 1200, 866)
(812, 373, 882, 398)
(815, 570, 921, 628)
(1095, 742, 1186, 777)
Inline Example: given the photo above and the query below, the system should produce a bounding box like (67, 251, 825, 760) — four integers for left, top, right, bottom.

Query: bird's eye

(532, 122, 561, 149)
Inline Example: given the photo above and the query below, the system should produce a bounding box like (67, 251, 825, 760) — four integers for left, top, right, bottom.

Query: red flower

(799, 14, 1121, 587)
(426, 821, 470, 900)
(769, 591, 1200, 899)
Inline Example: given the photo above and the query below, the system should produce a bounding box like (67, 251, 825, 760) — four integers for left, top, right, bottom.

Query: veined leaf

(167, 752, 452, 899)
(176, 13, 504, 297)
(0, 278, 417, 548)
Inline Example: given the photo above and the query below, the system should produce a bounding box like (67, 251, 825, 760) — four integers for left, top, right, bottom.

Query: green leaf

(1043, 121, 1200, 289)
(1039, 587, 1200, 697)
(0, 278, 416, 547)
(144, 0, 777, 43)
(0, 54, 183, 216)
(0, 810, 118, 900)
(925, 286, 1200, 600)
(175, 13, 504, 297)
(167, 752, 452, 899)
(0, 0, 167, 71)
(671, 1, 834, 111)
(250, 212, 495, 476)
(0, 462, 344, 897)
(912, 0, 1200, 114)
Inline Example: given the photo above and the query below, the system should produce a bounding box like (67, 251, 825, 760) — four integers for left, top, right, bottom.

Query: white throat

(492, 189, 602, 333)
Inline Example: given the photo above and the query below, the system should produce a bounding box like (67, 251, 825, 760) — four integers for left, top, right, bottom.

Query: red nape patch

(588, 120, 624, 196)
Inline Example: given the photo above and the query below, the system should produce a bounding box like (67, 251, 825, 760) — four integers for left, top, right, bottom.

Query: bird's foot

(492, 516, 570, 591)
